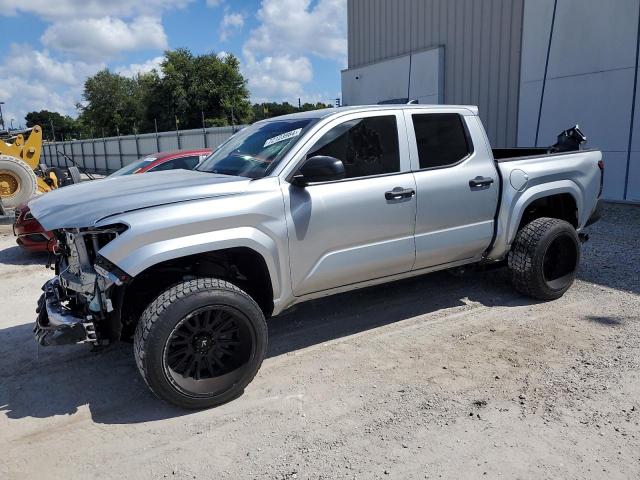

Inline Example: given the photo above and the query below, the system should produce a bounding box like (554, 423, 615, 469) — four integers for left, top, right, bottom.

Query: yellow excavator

(0, 125, 78, 211)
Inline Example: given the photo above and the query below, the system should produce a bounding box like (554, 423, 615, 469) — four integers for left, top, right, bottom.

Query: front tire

(508, 217, 580, 301)
(134, 278, 267, 409)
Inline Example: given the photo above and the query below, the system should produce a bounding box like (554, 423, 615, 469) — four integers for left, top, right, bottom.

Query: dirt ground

(1, 203, 639, 480)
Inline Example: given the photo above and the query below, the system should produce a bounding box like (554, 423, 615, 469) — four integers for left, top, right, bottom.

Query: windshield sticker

(263, 128, 302, 147)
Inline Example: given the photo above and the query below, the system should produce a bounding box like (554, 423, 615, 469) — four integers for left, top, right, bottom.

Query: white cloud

(0, 0, 192, 20)
(243, 54, 313, 102)
(0, 44, 104, 125)
(41, 16, 168, 61)
(116, 56, 164, 78)
(219, 12, 245, 41)
(206, 0, 223, 7)
(245, 0, 347, 64)
(240, 0, 347, 103)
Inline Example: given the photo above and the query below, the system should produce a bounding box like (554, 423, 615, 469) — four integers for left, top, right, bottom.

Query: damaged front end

(34, 224, 130, 347)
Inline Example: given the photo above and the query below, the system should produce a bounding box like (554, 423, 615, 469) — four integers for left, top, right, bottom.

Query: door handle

(469, 176, 495, 188)
(385, 187, 416, 200)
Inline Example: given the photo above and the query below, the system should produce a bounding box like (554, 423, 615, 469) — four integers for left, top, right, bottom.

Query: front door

(283, 111, 417, 297)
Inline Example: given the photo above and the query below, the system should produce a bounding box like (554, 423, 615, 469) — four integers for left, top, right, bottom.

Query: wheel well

(117, 248, 274, 339)
(518, 193, 578, 231)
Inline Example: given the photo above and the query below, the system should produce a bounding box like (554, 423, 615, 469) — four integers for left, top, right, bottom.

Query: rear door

(282, 110, 417, 296)
(404, 111, 499, 270)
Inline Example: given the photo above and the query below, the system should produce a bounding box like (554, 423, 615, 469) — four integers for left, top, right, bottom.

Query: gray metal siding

(347, 0, 524, 147)
(518, 0, 640, 202)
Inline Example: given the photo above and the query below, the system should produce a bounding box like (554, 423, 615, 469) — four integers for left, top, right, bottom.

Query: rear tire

(508, 217, 580, 300)
(0, 154, 37, 209)
(134, 278, 267, 409)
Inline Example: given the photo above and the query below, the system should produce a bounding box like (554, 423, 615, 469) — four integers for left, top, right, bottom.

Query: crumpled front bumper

(34, 278, 97, 346)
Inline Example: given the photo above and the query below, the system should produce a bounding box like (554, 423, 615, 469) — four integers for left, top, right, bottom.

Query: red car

(14, 149, 212, 253)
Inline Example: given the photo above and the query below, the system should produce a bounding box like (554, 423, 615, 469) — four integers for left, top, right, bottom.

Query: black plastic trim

(495, 148, 600, 163)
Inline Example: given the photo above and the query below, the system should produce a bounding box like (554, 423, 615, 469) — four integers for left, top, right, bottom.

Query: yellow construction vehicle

(0, 125, 70, 209)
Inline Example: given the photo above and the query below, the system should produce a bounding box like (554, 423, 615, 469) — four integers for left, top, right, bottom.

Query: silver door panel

(403, 112, 499, 269)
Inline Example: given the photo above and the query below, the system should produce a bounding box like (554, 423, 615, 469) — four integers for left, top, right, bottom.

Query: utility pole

(154, 118, 160, 152)
(175, 115, 181, 149)
(50, 117, 56, 142)
(0, 101, 5, 130)
(201, 109, 208, 148)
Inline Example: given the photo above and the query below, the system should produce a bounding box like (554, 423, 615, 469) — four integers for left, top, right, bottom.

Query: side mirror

(292, 155, 345, 186)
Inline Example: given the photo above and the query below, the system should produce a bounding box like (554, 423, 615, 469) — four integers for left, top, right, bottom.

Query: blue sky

(0, 0, 346, 127)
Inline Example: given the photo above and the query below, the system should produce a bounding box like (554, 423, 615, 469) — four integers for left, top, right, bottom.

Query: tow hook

(578, 232, 589, 243)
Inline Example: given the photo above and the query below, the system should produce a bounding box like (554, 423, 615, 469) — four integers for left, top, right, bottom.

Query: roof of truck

(259, 104, 479, 122)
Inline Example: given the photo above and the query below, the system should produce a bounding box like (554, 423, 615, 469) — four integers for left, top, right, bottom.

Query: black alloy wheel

(134, 278, 268, 409)
(164, 305, 255, 396)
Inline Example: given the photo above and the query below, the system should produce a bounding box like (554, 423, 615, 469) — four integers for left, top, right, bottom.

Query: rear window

(412, 113, 471, 169)
(109, 156, 156, 177)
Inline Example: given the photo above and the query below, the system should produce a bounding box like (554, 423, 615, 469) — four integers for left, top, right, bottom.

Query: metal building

(342, 0, 640, 202)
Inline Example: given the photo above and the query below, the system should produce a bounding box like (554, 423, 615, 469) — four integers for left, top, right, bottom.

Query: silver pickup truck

(29, 105, 603, 409)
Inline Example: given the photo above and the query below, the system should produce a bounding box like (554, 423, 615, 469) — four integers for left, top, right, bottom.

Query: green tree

(25, 110, 79, 141)
(143, 49, 253, 131)
(61, 48, 325, 138)
(78, 69, 144, 136)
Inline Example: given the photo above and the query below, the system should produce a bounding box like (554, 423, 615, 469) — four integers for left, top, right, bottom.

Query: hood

(29, 169, 251, 230)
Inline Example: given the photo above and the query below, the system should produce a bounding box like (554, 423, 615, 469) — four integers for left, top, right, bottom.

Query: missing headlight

(94, 255, 131, 285)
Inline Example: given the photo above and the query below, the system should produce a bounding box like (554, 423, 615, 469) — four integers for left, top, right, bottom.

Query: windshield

(197, 118, 317, 178)
(109, 156, 156, 177)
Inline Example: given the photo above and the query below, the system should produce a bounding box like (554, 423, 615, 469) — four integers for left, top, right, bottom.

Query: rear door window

(411, 113, 472, 169)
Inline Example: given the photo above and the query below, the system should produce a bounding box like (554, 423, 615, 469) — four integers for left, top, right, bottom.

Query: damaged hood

(29, 169, 251, 230)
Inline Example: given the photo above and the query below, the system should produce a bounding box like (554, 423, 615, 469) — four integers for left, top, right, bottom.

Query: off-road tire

(508, 217, 580, 301)
(133, 278, 267, 409)
(0, 154, 38, 208)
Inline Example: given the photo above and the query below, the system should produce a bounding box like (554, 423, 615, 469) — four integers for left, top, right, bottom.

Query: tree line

(25, 48, 332, 141)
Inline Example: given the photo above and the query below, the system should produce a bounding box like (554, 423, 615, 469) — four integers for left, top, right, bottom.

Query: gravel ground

(0, 202, 639, 479)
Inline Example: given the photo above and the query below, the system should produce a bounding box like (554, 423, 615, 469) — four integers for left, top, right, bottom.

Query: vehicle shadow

(0, 244, 49, 266)
(266, 269, 532, 357)
(0, 269, 532, 425)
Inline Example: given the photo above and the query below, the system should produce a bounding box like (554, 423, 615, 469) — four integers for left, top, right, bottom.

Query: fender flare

(506, 180, 582, 245)
(488, 180, 582, 260)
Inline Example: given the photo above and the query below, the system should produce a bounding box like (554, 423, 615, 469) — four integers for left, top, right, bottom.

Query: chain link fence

(41, 125, 246, 174)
